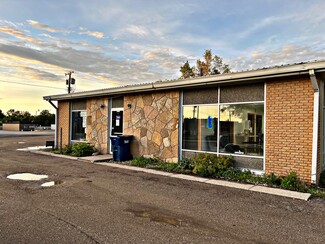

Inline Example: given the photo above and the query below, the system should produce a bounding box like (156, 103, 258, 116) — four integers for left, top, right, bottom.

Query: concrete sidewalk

(31, 150, 113, 162)
(31, 150, 311, 201)
(95, 162, 311, 201)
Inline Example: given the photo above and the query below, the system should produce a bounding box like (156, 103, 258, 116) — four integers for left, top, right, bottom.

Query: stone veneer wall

(124, 91, 179, 162)
(86, 97, 108, 154)
(265, 78, 314, 182)
(58, 100, 70, 148)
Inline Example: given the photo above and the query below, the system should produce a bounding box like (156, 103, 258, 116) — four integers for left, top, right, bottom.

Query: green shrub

(319, 170, 325, 188)
(192, 154, 234, 177)
(71, 143, 96, 157)
(176, 158, 194, 171)
(131, 156, 162, 167)
(62, 144, 73, 155)
(308, 186, 325, 198)
(218, 167, 253, 181)
(153, 162, 179, 171)
(264, 172, 282, 186)
(280, 172, 305, 191)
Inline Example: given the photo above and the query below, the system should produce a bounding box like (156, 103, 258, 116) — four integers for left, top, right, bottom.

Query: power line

(0, 79, 65, 90)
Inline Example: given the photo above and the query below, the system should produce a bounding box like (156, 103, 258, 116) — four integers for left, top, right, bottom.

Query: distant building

(3, 122, 35, 131)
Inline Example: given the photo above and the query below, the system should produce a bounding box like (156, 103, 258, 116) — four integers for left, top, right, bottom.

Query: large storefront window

(219, 103, 264, 156)
(182, 105, 218, 152)
(71, 111, 86, 141)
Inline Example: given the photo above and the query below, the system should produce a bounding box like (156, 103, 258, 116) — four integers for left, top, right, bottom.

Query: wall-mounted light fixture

(127, 104, 132, 109)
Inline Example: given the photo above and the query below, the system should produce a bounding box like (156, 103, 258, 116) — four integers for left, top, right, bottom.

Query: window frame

(70, 109, 87, 143)
(181, 87, 265, 160)
(182, 103, 219, 152)
(218, 101, 265, 158)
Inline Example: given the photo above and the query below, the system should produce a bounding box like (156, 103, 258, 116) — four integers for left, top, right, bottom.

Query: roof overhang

(44, 60, 325, 101)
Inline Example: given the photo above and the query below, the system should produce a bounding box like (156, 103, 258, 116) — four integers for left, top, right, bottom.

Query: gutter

(44, 60, 325, 101)
(46, 99, 58, 149)
(309, 69, 319, 183)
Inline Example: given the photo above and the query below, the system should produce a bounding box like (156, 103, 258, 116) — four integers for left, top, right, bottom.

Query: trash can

(110, 135, 133, 161)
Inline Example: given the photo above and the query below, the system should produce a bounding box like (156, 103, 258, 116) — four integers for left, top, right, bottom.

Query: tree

(0, 110, 4, 120)
(1, 109, 54, 126)
(34, 110, 55, 126)
(180, 61, 195, 79)
(180, 49, 231, 78)
(5, 109, 31, 123)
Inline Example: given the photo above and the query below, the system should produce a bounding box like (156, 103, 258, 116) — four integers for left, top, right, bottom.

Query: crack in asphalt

(35, 207, 101, 244)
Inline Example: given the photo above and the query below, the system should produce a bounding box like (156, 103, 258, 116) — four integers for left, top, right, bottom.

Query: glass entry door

(111, 109, 123, 136)
(110, 108, 123, 153)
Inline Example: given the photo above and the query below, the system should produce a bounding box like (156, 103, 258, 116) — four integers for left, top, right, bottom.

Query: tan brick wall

(265, 78, 314, 182)
(3, 123, 20, 131)
(124, 91, 179, 162)
(86, 97, 109, 154)
(58, 100, 70, 148)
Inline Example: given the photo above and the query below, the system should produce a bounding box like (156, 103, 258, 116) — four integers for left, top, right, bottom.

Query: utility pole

(65, 71, 74, 94)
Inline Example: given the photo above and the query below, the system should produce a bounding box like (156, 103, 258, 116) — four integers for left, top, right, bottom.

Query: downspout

(47, 99, 58, 149)
(309, 69, 319, 183)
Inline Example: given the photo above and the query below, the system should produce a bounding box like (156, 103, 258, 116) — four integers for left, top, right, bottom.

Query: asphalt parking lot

(0, 134, 325, 243)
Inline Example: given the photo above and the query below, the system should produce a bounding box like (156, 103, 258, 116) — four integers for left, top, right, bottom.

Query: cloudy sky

(1, 0, 325, 114)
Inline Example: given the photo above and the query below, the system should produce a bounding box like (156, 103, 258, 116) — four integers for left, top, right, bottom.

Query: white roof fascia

(44, 60, 325, 101)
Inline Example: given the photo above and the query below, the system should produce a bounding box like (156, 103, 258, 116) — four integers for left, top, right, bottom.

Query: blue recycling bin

(110, 135, 133, 161)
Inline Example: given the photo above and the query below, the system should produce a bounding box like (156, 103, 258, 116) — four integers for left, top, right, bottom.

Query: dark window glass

(112, 97, 124, 108)
(183, 88, 218, 105)
(71, 111, 86, 141)
(220, 83, 264, 103)
(71, 100, 86, 110)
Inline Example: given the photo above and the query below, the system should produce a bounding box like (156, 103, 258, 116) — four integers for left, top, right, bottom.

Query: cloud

(79, 27, 105, 38)
(237, 15, 291, 40)
(19, 66, 61, 81)
(0, 26, 43, 45)
(229, 44, 325, 71)
(125, 25, 149, 37)
(0, 41, 182, 85)
(0, 20, 23, 28)
(143, 48, 185, 70)
(27, 20, 68, 33)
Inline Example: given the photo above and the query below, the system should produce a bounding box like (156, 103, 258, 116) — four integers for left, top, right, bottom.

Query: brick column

(265, 78, 314, 182)
(57, 100, 70, 148)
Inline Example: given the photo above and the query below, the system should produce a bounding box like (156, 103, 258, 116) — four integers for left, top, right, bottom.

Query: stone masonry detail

(124, 91, 179, 162)
(86, 97, 108, 154)
(265, 78, 314, 182)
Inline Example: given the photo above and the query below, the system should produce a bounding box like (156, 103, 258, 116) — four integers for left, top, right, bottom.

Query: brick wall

(58, 100, 70, 148)
(265, 78, 314, 182)
(3, 123, 20, 131)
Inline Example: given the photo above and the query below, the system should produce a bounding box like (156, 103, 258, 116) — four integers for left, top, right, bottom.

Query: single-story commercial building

(44, 60, 325, 184)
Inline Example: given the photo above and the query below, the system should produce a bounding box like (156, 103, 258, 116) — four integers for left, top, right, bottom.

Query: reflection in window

(72, 111, 86, 141)
(182, 105, 218, 152)
(219, 104, 264, 156)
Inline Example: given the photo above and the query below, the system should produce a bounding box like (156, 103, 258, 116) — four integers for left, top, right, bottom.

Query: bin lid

(118, 135, 133, 138)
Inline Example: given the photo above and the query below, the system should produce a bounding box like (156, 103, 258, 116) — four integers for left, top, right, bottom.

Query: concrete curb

(96, 162, 311, 201)
(29, 150, 311, 201)
(30, 150, 90, 162)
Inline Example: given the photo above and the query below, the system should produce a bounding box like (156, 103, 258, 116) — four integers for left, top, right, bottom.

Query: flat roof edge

(44, 60, 325, 101)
